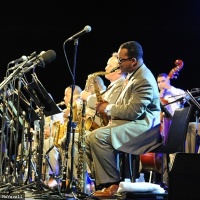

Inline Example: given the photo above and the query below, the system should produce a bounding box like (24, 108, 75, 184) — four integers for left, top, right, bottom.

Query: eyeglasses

(118, 57, 133, 64)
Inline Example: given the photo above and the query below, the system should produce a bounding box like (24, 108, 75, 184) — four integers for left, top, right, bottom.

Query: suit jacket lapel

(116, 64, 146, 104)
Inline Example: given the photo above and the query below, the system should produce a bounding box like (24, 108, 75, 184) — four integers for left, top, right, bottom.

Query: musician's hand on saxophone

(95, 100, 109, 114)
(63, 108, 70, 119)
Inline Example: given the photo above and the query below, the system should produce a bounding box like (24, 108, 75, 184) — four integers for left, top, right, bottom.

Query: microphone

(22, 49, 56, 73)
(9, 55, 28, 64)
(65, 25, 92, 42)
(9, 50, 56, 71)
(39, 49, 56, 65)
(9, 51, 37, 65)
(8, 51, 37, 70)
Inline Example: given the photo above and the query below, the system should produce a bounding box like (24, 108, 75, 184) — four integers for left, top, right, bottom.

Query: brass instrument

(84, 115, 100, 131)
(35, 101, 65, 114)
(66, 102, 78, 123)
(57, 101, 65, 106)
(53, 102, 77, 147)
(76, 99, 87, 193)
(52, 121, 67, 148)
(84, 71, 109, 131)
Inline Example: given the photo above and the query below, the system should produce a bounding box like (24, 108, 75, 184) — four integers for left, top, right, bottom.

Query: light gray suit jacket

(110, 64, 162, 155)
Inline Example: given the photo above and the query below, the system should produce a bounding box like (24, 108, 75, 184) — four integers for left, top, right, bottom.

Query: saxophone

(84, 71, 109, 130)
(52, 121, 67, 148)
(76, 99, 87, 193)
(52, 101, 70, 148)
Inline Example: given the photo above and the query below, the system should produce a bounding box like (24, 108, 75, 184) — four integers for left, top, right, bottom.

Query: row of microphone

(8, 49, 57, 71)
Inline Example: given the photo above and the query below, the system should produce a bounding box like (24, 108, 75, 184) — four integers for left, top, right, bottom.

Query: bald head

(64, 85, 82, 105)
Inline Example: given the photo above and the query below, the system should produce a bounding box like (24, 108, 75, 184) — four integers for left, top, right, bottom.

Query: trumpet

(35, 101, 65, 113)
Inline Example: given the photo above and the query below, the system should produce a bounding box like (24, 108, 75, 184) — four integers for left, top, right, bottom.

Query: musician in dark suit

(85, 41, 162, 197)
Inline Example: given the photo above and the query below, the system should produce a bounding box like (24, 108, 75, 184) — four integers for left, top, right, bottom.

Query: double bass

(140, 59, 184, 173)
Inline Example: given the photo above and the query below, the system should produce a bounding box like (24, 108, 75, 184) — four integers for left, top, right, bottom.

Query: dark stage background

(0, 0, 200, 104)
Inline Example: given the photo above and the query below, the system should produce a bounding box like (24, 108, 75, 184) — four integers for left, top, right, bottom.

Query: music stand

(23, 74, 61, 117)
(12, 90, 39, 123)
(17, 74, 61, 194)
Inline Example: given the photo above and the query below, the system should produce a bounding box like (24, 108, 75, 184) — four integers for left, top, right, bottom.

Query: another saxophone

(84, 71, 109, 130)
(52, 102, 71, 148)
(76, 99, 87, 193)
(53, 121, 67, 148)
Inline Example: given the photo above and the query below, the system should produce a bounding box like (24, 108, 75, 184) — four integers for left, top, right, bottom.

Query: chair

(120, 105, 195, 198)
(151, 105, 194, 176)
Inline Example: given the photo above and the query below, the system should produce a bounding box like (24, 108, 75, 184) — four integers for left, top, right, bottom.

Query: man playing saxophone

(55, 85, 84, 188)
(81, 52, 126, 131)
(80, 52, 126, 181)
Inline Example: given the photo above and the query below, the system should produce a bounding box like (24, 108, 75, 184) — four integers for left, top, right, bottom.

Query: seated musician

(157, 73, 186, 144)
(157, 72, 186, 184)
(84, 41, 162, 197)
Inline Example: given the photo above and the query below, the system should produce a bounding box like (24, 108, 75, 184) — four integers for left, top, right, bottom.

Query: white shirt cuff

(105, 104, 114, 115)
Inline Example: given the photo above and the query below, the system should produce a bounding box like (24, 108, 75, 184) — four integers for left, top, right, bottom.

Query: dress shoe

(93, 184, 119, 197)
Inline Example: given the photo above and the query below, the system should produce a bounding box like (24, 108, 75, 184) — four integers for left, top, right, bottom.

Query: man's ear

(130, 58, 137, 69)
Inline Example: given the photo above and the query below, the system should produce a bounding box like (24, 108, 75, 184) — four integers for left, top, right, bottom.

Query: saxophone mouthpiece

(110, 66, 120, 73)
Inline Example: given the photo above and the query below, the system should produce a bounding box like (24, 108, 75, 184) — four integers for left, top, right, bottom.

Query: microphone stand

(61, 38, 80, 198)
(18, 111, 26, 184)
(11, 107, 55, 195)
(0, 64, 26, 188)
(0, 83, 8, 185)
(24, 98, 35, 185)
(11, 72, 23, 186)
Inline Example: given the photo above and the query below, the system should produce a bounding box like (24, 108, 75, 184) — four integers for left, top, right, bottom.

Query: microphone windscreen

(84, 25, 92, 33)
(41, 50, 56, 64)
